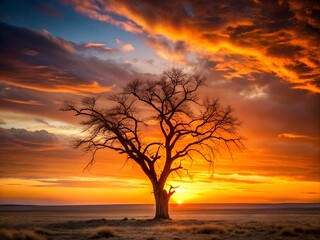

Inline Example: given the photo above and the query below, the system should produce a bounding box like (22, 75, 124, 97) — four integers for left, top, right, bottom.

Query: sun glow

(177, 200, 183, 205)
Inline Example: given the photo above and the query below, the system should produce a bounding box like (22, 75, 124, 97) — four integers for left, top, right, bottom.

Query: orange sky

(0, 0, 319, 205)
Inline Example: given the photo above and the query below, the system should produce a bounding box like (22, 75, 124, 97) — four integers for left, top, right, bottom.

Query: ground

(1, 216, 320, 240)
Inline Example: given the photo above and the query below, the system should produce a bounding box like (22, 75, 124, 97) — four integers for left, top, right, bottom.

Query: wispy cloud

(81, 40, 135, 53)
(84, 42, 105, 47)
(278, 133, 319, 141)
(66, 0, 143, 33)
(32, 177, 148, 188)
(1, 98, 45, 106)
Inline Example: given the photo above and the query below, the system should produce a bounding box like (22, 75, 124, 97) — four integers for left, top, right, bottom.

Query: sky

(0, 0, 319, 205)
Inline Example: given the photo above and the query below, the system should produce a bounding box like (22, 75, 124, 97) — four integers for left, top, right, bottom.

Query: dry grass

(210, 237, 222, 240)
(0, 229, 46, 240)
(0, 229, 12, 240)
(232, 228, 250, 235)
(138, 223, 227, 235)
(279, 228, 297, 237)
(86, 221, 320, 239)
(91, 226, 117, 239)
(1, 214, 319, 240)
(195, 225, 226, 234)
(277, 225, 320, 237)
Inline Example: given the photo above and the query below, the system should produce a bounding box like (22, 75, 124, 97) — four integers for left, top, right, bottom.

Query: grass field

(1, 213, 320, 240)
(1, 204, 319, 240)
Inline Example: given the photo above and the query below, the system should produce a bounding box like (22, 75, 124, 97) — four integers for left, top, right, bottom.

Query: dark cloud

(0, 21, 137, 94)
(0, 127, 58, 149)
(0, 21, 148, 126)
(147, 36, 189, 63)
(0, 127, 85, 178)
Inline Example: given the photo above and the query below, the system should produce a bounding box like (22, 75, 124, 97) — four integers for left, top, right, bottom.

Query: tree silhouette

(62, 68, 243, 220)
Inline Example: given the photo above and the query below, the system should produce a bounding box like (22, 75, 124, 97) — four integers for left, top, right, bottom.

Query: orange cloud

(278, 133, 319, 141)
(84, 42, 105, 47)
(1, 98, 45, 106)
(121, 43, 135, 52)
(82, 38, 135, 54)
(68, 0, 320, 93)
(2, 78, 113, 94)
(114, 39, 135, 52)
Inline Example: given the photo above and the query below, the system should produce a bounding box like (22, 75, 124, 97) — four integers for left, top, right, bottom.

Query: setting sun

(177, 200, 183, 205)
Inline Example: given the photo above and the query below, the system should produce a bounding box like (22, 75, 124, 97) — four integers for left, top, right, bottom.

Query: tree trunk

(153, 186, 171, 220)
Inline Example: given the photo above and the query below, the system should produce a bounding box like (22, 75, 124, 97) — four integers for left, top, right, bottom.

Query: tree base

(153, 216, 172, 221)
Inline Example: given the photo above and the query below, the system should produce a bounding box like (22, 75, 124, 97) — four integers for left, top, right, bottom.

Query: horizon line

(1, 202, 319, 207)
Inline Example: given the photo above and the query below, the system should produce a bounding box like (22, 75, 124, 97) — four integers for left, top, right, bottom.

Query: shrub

(0, 229, 46, 240)
(91, 227, 116, 239)
(0, 229, 13, 240)
(20, 230, 46, 240)
(196, 225, 225, 234)
(280, 228, 296, 237)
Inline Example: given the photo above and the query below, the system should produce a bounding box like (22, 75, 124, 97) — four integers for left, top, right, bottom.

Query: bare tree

(62, 68, 243, 220)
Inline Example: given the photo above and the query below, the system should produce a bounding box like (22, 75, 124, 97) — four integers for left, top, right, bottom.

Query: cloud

(84, 42, 106, 47)
(79, 40, 135, 54)
(0, 21, 138, 95)
(147, 36, 189, 63)
(0, 127, 88, 179)
(1, 98, 45, 106)
(278, 133, 320, 141)
(114, 38, 135, 52)
(40, 29, 76, 53)
(65, 0, 143, 33)
(21, 49, 39, 56)
(287, 0, 320, 29)
(80, 42, 120, 54)
(0, 126, 149, 180)
(31, 177, 148, 188)
(122, 43, 135, 52)
(67, 0, 320, 93)
(0, 127, 58, 148)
